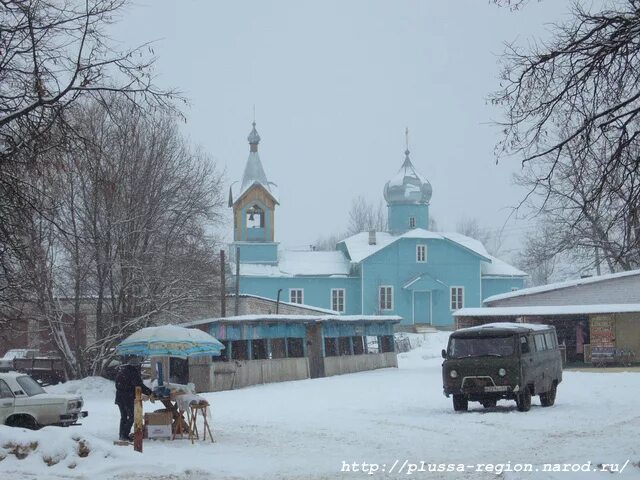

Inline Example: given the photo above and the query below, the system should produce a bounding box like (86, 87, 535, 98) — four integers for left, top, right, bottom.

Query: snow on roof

(225, 293, 337, 314)
(454, 304, 640, 317)
(456, 322, 551, 333)
(481, 255, 527, 277)
(230, 177, 279, 206)
(338, 229, 525, 277)
(339, 229, 440, 263)
(239, 250, 351, 277)
(182, 314, 402, 327)
(439, 232, 526, 277)
(484, 269, 640, 303)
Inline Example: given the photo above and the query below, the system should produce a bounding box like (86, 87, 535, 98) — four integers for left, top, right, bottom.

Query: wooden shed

(177, 314, 401, 392)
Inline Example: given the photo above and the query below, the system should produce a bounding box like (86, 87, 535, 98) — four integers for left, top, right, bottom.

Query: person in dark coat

(115, 361, 152, 441)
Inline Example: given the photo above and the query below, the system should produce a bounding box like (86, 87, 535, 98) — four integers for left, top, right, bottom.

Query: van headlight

(498, 368, 506, 377)
(449, 370, 458, 379)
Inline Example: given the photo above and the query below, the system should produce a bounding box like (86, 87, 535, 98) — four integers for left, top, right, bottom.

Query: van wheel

(540, 383, 557, 407)
(516, 389, 532, 412)
(452, 394, 468, 411)
(482, 399, 497, 408)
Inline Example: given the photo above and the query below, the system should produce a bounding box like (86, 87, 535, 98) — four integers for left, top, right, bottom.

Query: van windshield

(448, 336, 515, 358)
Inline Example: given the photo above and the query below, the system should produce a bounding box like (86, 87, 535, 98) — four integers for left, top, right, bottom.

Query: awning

(403, 274, 447, 291)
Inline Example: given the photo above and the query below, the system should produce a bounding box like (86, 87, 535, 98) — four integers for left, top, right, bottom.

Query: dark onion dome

(247, 121, 261, 146)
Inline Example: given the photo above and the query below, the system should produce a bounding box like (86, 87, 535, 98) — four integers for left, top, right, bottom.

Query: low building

(454, 269, 640, 364)
(170, 314, 400, 392)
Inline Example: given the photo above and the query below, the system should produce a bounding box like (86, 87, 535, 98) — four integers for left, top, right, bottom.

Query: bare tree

(516, 221, 558, 286)
(0, 0, 180, 330)
(0, 0, 179, 162)
(491, 0, 531, 10)
(493, 0, 640, 273)
(1, 98, 225, 377)
(455, 217, 502, 255)
(67, 98, 224, 376)
(314, 196, 388, 251)
(347, 196, 387, 235)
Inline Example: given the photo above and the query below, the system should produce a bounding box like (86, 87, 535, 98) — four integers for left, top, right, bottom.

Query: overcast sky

(113, 0, 572, 259)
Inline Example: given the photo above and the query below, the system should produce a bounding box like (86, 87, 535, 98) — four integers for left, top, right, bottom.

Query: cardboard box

(144, 411, 172, 426)
(147, 424, 171, 439)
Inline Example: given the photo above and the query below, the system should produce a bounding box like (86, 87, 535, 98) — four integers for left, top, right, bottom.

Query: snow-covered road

(1, 332, 639, 479)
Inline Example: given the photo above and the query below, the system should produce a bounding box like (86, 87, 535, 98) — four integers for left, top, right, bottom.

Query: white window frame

(450, 286, 464, 311)
(409, 216, 416, 228)
(416, 244, 427, 263)
(331, 288, 346, 313)
(289, 288, 304, 304)
(379, 285, 394, 311)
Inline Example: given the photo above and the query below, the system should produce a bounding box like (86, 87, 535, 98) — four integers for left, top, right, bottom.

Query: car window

(16, 376, 45, 396)
(544, 332, 556, 348)
(534, 334, 547, 351)
(0, 380, 13, 399)
(520, 336, 530, 354)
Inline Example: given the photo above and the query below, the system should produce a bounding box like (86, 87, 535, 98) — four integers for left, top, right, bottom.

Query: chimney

(368, 230, 376, 245)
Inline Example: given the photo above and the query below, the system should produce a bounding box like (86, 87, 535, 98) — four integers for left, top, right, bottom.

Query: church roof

(239, 250, 351, 277)
(229, 122, 279, 206)
(338, 229, 526, 277)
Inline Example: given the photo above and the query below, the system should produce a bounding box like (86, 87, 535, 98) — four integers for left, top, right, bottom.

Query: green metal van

(441, 323, 562, 412)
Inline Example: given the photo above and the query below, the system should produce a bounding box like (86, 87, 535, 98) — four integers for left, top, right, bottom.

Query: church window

(289, 288, 304, 304)
(379, 286, 393, 311)
(450, 287, 464, 310)
(409, 217, 416, 228)
(416, 244, 427, 262)
(246, 204, 264, 228)
(331, 288, 345, 312)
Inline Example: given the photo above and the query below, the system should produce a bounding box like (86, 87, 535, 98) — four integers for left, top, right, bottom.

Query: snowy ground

(1, 331, 639, 479)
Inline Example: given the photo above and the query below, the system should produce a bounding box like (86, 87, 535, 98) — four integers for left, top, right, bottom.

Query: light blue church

(228, 123, 526, 327)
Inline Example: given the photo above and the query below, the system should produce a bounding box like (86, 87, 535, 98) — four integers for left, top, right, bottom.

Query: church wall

(231, 242, 278, 264)
(481, 277, 526, 303)
(387, 203, 429, 233)
(361, 238, 483, 326)
(238, 276, 362, 314)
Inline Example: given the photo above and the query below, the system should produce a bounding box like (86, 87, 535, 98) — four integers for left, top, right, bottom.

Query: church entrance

(413, 291, 431, 325)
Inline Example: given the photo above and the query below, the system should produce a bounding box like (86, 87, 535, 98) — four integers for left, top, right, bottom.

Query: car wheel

(540, 383, 557, 407)
(482, 399, 497, 408)
(516, 388, 532, 412)
(6, 415, 39, 430)
(452, 394, 468, 412)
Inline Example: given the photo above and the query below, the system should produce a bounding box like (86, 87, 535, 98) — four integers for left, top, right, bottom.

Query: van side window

(534, 334, 547, 351)
(544, 332, 556, 349)
(520, 336, 530, 354)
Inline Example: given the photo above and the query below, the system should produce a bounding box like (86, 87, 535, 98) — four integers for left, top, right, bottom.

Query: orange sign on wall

(590, 316, 615, 347)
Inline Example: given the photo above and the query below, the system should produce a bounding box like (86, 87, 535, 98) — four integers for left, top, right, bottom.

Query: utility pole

(234, 247, 240, 316)
(220, 250, 226, 317)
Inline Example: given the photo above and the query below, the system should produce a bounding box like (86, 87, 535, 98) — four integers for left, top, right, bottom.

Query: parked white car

(0, 372, 88, 429)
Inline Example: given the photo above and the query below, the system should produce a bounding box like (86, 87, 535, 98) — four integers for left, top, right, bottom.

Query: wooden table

(143, 394, 190, 439)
